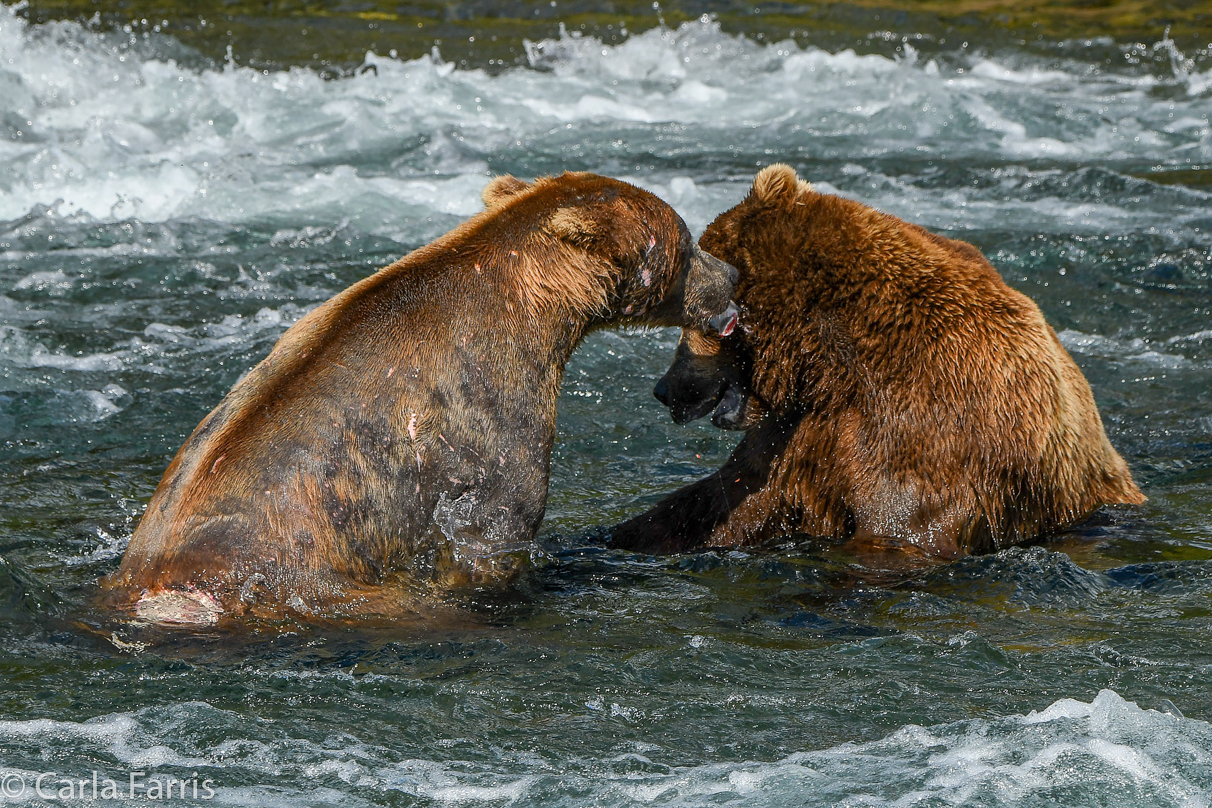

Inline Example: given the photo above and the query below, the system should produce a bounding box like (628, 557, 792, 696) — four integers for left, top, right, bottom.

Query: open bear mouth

(708, 302, 739, 337)
(709, 383, 749, 430)
(668, 379, 730, 425)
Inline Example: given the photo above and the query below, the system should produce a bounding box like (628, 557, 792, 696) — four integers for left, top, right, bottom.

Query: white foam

(0, 711, 208, 769)
(0, 691, 1207, 807)
(1024, 695, 1095, 724)
(381, 759, 538, 804)
(1059, 329, 1189, 368)
(60, 523, 130, 566)
(1168, 329, 1212, 345)
(1, 7, 1209, 235)
(83, 386, 125, 418)
(1188, 68, 1212, 97)
(969, 59, 1076, 86)
(0, 325, 125, 372)
(609, 690, 1212, 807)
(0, 301, 307, 396)
(12, 269, 74, 294)
(772, 161, 1205, 237)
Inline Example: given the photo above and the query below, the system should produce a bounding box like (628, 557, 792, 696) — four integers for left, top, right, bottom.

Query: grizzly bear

(105, 171, 738, 624)
(610, 164, 1144, 561)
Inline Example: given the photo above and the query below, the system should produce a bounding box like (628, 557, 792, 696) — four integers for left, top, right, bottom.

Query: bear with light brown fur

(610, 164, 1143, 560)
(105, 171, 738, 624)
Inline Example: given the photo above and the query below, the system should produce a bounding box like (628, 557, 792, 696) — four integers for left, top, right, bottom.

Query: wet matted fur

(611, 165, 1144, 561)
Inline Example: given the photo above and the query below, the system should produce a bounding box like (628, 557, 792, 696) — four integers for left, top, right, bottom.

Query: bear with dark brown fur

(105, 171, 738, 624)
(610, 164, 1144, 561)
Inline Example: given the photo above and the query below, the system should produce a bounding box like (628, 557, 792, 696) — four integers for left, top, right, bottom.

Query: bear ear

(547, 206, 610, 248)
(482, 174, 532, 208)
(750, 164, 812, 207)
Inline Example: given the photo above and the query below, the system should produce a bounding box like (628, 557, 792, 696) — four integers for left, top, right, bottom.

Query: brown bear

(104, 171, 738, 624)
(610, 164, 1144, 561)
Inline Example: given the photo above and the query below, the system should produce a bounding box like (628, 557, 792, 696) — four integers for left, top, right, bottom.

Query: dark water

(1, 4, 1212, 805)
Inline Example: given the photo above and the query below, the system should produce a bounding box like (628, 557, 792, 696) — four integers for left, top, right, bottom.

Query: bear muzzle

(685, 246, 740, 334)
(655, 370, 731, 425)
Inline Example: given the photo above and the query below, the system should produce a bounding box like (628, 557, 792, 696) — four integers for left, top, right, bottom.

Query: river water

(2, 4, 1212, 805)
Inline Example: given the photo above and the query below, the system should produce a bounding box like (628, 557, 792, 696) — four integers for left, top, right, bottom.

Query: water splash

(1, 6, 1210, 234)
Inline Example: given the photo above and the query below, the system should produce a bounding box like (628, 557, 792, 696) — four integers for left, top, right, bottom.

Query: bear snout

(685, 246, 739, 330)
(696, 246, 738, 286)
(653, 376, 672, 407)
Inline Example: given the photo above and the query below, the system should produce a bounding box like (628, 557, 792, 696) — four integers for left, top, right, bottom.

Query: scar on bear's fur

(105, 171, 738, 624)
(612, 163, 1144, 562)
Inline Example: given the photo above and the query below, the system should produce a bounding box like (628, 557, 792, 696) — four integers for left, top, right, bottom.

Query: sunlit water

(2, 5, 1211, 805)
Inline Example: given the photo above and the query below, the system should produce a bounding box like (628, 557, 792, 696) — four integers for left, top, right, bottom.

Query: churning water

(1, 4, 1211, 805)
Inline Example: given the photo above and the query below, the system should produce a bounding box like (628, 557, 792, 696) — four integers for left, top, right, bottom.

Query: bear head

(651, 164, 816, 430)
(481, 172, 739, 335)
